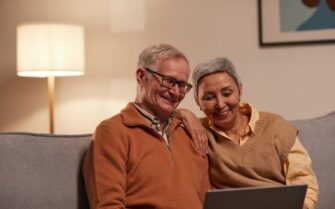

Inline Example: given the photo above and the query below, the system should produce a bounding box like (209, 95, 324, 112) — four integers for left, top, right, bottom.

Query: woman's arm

(284, 137, 319, 209)
(174, 108, 208, 156)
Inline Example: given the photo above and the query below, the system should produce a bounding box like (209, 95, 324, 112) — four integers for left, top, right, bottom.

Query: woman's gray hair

(137, 43, 189, 70)
(192, 57, 242, 99)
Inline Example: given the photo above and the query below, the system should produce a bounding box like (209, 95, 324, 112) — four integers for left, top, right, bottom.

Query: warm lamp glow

(16, 23, 85, 134)
(17, 24, 85, 77)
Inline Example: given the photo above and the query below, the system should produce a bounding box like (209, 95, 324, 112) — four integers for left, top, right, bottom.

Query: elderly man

(82, 43, 210, 209)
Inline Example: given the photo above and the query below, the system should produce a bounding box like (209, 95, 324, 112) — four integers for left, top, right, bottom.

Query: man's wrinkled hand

(175, 108, 208, 157)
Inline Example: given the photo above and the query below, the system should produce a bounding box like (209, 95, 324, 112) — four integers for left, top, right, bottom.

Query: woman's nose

(215, 97, 226, 109)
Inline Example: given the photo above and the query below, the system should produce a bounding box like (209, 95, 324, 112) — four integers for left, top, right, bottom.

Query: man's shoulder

(98, 113, 123, 129)
(96, 102, 136, 129)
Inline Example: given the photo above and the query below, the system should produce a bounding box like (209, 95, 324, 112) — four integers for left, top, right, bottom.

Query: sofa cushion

(291, 111, 335, 209)
(0, 132, 91, 209)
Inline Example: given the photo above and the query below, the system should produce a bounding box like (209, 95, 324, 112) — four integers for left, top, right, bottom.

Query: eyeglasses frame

(144, 67, 192, 94)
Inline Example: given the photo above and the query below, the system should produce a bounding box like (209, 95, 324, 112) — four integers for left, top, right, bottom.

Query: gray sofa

(0, 133, 91, 209)
(0, 111, 334, 209)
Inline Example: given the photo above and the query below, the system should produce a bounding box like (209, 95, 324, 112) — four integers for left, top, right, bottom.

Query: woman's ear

(194, 94, 202, 109)
(239, 85, 243, 100)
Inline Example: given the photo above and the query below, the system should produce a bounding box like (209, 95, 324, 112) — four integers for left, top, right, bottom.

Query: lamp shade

(17, 23, 85, 77)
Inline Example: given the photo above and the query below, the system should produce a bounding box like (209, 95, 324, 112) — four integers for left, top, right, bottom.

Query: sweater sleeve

(82, 122, 128, 209)
(284, 137, 319, 209)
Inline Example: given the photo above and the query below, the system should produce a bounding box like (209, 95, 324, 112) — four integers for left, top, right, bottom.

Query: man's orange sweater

(82, 103, 210, 209)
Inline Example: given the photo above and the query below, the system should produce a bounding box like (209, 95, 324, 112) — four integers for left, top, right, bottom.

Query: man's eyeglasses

(144, 67, 192, 94)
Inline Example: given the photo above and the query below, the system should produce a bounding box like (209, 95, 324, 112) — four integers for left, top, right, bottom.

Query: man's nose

(169, 83, 180, 94)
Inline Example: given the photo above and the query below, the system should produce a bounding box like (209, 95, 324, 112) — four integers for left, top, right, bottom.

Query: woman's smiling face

(197, 72, 242, 130)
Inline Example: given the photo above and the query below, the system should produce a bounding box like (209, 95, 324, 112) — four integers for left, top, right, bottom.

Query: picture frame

(258, 0, 335, 46)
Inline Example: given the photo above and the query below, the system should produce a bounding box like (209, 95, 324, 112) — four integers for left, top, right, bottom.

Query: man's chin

(159, 103, 178, 115)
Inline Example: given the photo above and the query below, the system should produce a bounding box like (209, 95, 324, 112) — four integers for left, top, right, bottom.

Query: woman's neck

(222, 113, 249, 143)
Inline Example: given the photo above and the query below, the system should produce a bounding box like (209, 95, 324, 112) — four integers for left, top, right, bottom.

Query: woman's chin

(212, 116, 231, 129)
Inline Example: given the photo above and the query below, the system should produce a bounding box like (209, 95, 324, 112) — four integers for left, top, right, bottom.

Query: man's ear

(136, 68, 145, 85)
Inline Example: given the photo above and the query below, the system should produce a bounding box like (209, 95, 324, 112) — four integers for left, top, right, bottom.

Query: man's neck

(133, 102, 172, 128)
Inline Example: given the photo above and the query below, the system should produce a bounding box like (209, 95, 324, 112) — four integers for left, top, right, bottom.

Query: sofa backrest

(0, 111, 334, 209)
(291, 111, 335, 209)
(0, 132, 92, 209)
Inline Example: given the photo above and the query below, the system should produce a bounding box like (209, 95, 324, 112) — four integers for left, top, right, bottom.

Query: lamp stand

(48, 76, 55, 134)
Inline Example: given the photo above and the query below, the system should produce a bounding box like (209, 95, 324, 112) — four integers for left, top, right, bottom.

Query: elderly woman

(177, 57, 319, 209)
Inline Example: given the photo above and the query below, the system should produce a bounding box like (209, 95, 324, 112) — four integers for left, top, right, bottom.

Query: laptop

(203, 184, 307, 209)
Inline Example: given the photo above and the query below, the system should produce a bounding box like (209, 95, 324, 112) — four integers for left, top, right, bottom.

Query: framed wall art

(258, 0, 335, 46)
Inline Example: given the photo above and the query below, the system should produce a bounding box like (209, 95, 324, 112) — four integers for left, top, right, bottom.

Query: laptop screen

(203, 184, 307, 209)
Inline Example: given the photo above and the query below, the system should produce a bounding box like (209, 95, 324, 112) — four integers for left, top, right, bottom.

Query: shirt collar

(132, 102, 173, 132)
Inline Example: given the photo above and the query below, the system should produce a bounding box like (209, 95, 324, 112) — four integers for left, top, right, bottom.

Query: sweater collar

(121, 102, 179, 131)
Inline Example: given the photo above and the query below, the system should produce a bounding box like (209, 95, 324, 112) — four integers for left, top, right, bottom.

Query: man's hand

(175, 108, 208, 157)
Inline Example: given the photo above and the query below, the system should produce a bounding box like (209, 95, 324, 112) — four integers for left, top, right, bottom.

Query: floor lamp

(16, 23, 85, 134)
